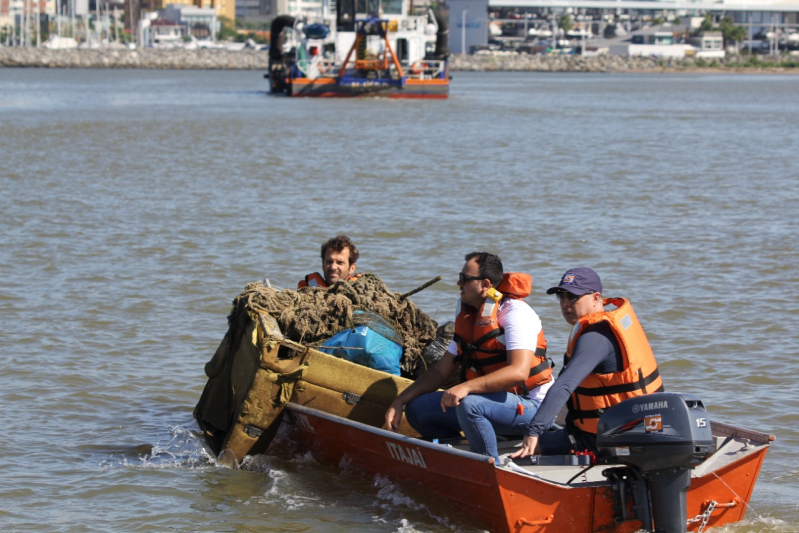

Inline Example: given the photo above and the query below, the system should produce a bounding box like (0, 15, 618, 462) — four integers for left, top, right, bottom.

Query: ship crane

(337, 16, 406, 83)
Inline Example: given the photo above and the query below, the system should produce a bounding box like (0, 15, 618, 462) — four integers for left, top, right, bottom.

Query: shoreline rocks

(0, 48, 272, 69)
(453, 52, 662, 72)
(0, 47, 795, 73)
(452, 52, 799, 73)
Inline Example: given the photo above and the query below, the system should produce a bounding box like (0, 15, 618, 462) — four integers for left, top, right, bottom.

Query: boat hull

(289, 77, 449, 99)
(273, 404, 770, 533)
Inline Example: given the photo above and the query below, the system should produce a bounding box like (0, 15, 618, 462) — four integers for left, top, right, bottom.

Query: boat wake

(98, 426, 215, 471)
(260, 467, 329, 511)
(733, 514, 790, 530)
(236, 450, 487, 532)
(372, 474, 487, 532)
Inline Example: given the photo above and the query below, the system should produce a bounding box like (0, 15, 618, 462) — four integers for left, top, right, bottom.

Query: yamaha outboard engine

(597, 393, 714, 533)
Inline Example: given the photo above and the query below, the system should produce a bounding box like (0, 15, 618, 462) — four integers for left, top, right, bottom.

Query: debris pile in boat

(229, 273, 439, 375)
(415, 320, 460, 387)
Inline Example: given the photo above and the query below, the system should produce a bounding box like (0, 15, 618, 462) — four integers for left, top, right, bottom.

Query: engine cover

(596, 392, 714, 471)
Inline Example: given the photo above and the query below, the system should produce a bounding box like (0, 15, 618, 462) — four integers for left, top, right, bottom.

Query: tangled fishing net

(228, 273, 439, 375)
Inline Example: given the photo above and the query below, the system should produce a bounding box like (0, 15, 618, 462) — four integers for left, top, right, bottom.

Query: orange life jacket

(297, 272, 362, 289)
(565, 297, 664, 434)
(297, 272, 327, 289)
(453, 272, 551, 395)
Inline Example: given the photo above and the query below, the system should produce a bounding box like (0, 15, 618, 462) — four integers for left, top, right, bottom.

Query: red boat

(274, 403, 771, 533)
(194, 295, 773, 533)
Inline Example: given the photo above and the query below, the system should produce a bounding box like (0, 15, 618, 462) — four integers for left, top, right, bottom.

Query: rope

(228, 273, 438, 375)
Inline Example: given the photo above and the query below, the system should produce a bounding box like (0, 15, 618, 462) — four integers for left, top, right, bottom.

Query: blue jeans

(539, 424, 598, 455)
(405, 391, 542, 462)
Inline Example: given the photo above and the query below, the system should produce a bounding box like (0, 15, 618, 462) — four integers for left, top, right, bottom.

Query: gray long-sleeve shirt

(526, 322, 623, 437)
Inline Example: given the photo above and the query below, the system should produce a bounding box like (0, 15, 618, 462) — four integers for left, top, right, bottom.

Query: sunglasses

(556, 291, 593, 303)
(458, 272, 483, 284)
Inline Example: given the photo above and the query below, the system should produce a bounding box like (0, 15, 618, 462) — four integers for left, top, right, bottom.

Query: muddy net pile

(228, 273, 439, 375)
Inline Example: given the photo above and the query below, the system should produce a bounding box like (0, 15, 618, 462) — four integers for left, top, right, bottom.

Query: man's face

(558, 291, 601, 326)
(323, 247, 356, 285)
(457, 258, 489, 308)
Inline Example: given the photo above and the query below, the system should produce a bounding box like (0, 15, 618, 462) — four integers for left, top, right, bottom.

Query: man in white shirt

(385, 252, 553, 462)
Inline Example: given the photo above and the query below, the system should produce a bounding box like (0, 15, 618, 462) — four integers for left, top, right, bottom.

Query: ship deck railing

(403, 59, 446, 79)
(294, 58, 339, 79)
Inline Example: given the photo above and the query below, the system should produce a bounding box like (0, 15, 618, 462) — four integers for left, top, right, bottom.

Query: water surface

(1, 68, 797, 531)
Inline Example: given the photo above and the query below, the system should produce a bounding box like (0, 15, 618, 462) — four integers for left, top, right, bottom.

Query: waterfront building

(149, 15, 186, 42)
(126, 0, 232, 38)
(164, 3, 218, 36)
(608, 24, 690, 56)
(448, 0, 799, 54)
(1, 0, 50, 45)
(449, 0, 489, 54)
(1, 0, 50, 24)
(238, 0, 433, 26)
(235, 0, 268, 21)
(690, 30, 726, 57)
(237, 0, 322, 21)
(136, 3, 218, 42)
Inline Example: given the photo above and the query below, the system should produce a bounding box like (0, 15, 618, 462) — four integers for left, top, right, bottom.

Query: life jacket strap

(471, 328, 504, 349)
(574, 368, 662, 397)
(466, 341, 549, 376)
(528, 358, 552, 378)
(569, 407, 605, 422)
(453, 329, 503, 363)
(570, 382, 666, 422)
(455, 328, 506, 381)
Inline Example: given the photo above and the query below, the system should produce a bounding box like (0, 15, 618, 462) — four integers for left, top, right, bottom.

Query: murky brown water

(1, 68, 797, 531)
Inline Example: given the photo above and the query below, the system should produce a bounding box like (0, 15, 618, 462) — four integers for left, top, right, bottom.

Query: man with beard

(385, 252, 553, 462)
(297, 235, 361, 289)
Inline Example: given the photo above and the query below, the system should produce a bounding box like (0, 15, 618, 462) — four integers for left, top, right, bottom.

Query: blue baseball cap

(546, 268, 603, 295)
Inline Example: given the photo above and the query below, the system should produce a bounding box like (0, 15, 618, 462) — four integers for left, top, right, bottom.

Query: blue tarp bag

(320, 325, 402, 376)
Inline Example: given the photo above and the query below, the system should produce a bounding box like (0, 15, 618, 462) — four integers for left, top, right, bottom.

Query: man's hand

(384, 351, 459, 430)
(440, 382, 471, 410)
(509, 435, 539, 459)
(385, 399, 404, 432)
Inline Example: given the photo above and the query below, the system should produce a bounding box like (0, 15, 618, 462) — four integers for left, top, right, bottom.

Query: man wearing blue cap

(510, 267, 664, 458)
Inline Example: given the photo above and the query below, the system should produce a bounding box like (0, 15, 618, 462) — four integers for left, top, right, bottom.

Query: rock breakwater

(1, 47, 796, 72)
(451, 52, 799, 72)
(0, 48, 271, 69)
(452, 52, 665, 72)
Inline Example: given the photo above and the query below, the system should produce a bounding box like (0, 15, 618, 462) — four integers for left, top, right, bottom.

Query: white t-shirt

(447, 298, 553, 402)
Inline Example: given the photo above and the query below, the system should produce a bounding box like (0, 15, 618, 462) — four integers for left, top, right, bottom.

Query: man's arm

(510, 328, 617, 458)
(441, 299, 540, 408)
(384, 350, 459, 431)
(439, 348, 535, 408)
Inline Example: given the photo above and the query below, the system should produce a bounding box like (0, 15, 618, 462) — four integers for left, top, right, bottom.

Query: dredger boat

(266, 0, 449, 98)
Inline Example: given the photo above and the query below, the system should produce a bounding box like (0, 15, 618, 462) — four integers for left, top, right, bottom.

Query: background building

(126, 0, 233, 35)
(448, 0, 799, 54)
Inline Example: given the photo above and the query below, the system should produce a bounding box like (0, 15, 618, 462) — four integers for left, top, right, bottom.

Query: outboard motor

(597, 393, 714, 533)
